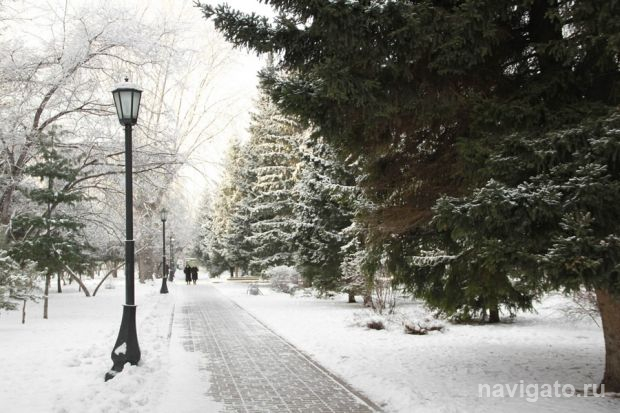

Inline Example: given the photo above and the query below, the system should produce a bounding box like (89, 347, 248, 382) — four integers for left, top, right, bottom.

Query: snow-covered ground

(1, 274, 619, 413)
(0, 272, 221, 413)
(214, 281, 619, 413)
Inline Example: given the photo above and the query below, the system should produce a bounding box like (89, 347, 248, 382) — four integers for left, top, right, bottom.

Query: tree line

(197, 0, 620, 392)
(0, 0, 237, 320)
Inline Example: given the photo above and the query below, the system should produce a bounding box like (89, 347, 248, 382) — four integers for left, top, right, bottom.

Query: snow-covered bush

(370, 266, 397, 315)
(403, 318, 445, 335)
(352, 312, 387, 330)
(0, 251, 41, 313)
(266, 266, 300, 294)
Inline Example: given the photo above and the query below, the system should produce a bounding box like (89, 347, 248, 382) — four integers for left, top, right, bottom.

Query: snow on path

(175, 282, 378, 412)
(0, 274, 221, 413)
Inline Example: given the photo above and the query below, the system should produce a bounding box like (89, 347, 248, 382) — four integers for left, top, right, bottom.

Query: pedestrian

(184, 264, 191, 285)
(191, 266, 198, 285)
(168, 263, 175, 282)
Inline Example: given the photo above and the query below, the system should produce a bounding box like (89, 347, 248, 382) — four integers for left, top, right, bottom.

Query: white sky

(146, 0, 276, 212)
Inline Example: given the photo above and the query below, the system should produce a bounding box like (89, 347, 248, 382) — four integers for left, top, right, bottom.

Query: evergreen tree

(201, 142, 255, 277)
(10, 131, 91, 318)
(0, 251, 41, 316)
(200, 0, 620, 389)
(293, 134, 357, 294)
(339, 221, 373, 304)
(246, 91, 301, 275)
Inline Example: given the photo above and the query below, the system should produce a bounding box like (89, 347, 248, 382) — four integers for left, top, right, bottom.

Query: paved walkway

(176, 283, 378, 413)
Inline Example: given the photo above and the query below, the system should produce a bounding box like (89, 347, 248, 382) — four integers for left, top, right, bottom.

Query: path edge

(220, 289, 384, 413)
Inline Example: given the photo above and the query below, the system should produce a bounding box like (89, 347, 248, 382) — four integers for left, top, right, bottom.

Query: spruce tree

(10, 132, 90, 318)
(0, 251, 41, 317)
(293, 135, 357, 294)
(203, 141, 256, 277)
(199, 0, 620, 389)
(246, 91, 301, 275)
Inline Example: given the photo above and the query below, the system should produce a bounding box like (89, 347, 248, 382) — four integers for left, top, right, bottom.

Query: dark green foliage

(409, 113, 620, 319)
(198, 0, 619, 229)
(10, 131, 91, 275)
(200, 0, 620, 318)
(246, 92, 301, 274)
(293, 136, 358, 293)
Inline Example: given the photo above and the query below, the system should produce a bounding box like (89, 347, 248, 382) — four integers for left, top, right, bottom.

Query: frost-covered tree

(9, 131, 91, 319)
(201, 0, 620, 390)
(0, 251, 41, 321)
(339, 222, 372, 304)
(409, 180, 546, 322)
(293, 135, 357, 293)
(0, 1, 232, 283)
(0, 0, 169, 225)
(417, 114, 620, 386)
(246, 91, 301, 274)
(200, 142, 255, 277)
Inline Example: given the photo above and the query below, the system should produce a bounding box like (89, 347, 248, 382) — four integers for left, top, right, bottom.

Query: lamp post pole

(160, 209, 169, 294)
(106, 78, 142, 381)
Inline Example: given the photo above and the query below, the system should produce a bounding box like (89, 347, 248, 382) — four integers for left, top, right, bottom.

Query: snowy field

(0, 272, 221, 413)
(1, 273, 619, 413)
(214, 281, 619, 413)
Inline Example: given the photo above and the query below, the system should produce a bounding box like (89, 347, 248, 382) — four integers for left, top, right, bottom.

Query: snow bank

(0, 275, 220, 413)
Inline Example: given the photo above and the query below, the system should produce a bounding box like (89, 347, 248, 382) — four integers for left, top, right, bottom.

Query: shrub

(403, 319, 444, 335)
(366, 319, 386, 330)
(266, 265, 300, 294)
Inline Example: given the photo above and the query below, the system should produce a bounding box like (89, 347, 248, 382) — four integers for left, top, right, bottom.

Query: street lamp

(168, 234, 175, 282)
(105, 78, 142, 381)
(160, 208, 169, 294)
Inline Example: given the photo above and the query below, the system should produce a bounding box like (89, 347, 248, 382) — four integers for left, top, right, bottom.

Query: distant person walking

(184, 264, 192, 285)
(191, 266, 198, 285)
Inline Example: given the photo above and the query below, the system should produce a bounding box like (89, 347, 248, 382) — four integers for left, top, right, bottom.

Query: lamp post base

(105, 304, 141, 381)
(160, 276, 169, 294)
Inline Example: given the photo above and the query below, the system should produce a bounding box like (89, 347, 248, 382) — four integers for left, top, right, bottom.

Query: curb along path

(177, 283, 379, 413)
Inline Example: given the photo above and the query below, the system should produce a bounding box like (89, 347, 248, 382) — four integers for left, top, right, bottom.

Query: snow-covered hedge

(266, 266, 300, 294)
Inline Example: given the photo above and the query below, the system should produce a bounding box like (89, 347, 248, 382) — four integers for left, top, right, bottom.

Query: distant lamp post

(168, 234, 175, 282)
(105, 78, 142, 381)
(160, 208, 169, 294)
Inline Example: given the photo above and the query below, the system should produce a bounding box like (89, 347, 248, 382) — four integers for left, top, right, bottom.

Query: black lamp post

(160, 208, 169, 294)
(105, 78, 142, 381)
(168, 234, 175, 282)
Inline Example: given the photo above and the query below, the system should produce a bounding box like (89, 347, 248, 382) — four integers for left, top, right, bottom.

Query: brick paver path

(177, 283, 378, 413)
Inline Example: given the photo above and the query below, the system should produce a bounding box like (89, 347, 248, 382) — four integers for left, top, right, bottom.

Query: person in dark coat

(191, 266, 198, 285)
(184, 264, 191, 285)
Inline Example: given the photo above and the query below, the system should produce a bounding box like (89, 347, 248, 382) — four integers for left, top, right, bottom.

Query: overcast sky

(176, 0, 272, 206)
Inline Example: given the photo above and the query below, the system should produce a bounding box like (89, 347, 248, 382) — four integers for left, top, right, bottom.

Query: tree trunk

(138, 251, 150, 283)
(229, 267, 234, 278)
(93, 261, 126, 296)
(22, 299, 26, 324)
(488, 306, 500, 323)
(0, 185, 15, 225)
(43, 273, 50, 319)
(363, 294, 372, 307)
(596, 288, 620, 392)
(348, 292, 356, 303)
(57, 273, 62, 293)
